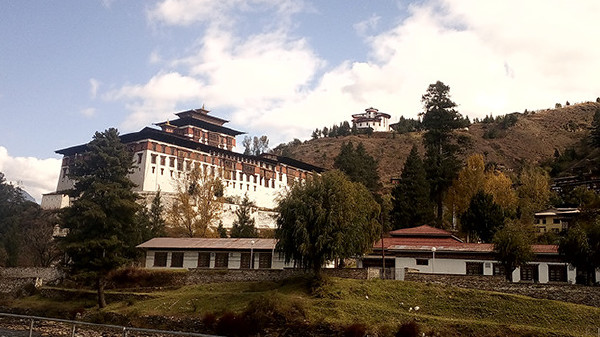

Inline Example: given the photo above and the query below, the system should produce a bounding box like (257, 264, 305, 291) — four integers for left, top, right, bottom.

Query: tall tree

(230, 194, 258, 238)
(517, 165, 551, 222)
(559, 221, 600, 285)
(484, 170, 518, 217)
(420, 81, 465, 225)
(460, 191, 505, 242)
(138, 190, 166, 240)
(275, 170, 381, 275)
(333, 141, 381, 193)
(243, 135, 270, 155)
(60, 128, 142, 308)
(167, 165, 223, 237)
(390, 146, 434, 229)
(446, 154, 487, 219)
(493, 221, 533, 281)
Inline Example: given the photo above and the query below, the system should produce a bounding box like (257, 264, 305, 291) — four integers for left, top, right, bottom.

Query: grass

(5, 276, 600, 336)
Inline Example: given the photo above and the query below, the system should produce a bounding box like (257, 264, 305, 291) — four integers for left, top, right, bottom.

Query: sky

(2, 0, 600, 202)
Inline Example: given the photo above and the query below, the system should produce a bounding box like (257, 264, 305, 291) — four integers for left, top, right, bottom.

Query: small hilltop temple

(351, 107, 391, 132)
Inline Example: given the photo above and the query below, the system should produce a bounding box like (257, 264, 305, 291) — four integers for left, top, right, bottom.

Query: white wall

(144, 250, 290, 269)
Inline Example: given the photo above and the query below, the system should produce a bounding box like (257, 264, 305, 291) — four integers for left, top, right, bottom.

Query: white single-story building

(360, 225, 598, 284)
(137, 237, 293, 270)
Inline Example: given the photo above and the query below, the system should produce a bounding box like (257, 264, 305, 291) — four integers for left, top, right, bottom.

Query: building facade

(137, 237, 291, 270)
(41, 108, 323, 229)
(533, 208, 580, 234)
(360, 225, 595, 284)
(351, 107, 391, 132)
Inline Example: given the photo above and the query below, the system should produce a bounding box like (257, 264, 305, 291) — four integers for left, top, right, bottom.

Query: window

(416, 259, 429, 266)
(169, 157, 175, 167)
(151, 167, 156, 174)
(197, 252, 210, 268)
(548, 265, 567, 282)
(160, 168, 164, 175)
(493, 263, 506, 276)
(171, 252, 184, 267)
(254, 175, 257, 184)
(137, 153, 143, 164)
(215, 253, 229, 268)
(520, 264, 538, 282)
(240, 253, 251, 269)
(160, 156, 166, 166)
(258, 253, 272, 269)
(466, 262, 484, 275)
(151, 154, 157, 164)
(553, 219, 561, 224)
(542, 219, 547, 224)
(153, 252, 167, 267)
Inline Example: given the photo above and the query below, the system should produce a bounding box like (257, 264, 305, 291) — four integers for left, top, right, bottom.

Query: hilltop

(280, 102, 600, 190)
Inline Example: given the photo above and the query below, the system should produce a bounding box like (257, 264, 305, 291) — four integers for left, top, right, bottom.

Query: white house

(137, 237, 292, 270)
(351, 107, 391, 132)
(360, 225, 596, 284)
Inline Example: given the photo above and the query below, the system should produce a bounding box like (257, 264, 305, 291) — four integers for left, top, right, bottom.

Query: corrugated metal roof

(389, 225, 460, 238)
(386, 243, 558, 254)
(137, 237, 277, 250)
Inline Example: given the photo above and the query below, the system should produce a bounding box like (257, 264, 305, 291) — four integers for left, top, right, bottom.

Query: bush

(344, 323, 368, 337)
(396, 321, 420, 337)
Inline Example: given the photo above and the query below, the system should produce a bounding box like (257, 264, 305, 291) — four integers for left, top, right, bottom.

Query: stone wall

(0, 268, 64, 296)
(183, 268, 368, 284)
(405, 272, 600, 308)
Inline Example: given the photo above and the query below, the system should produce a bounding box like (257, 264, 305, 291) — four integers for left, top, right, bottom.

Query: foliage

(559, 220, 600, 285)
(217, 222, 228, 238)
(420, 81, 467, 225)
(590, 107, 600, 148)
(446, 154, 487, 217)
(0, 173, 60, 267)
(167, 164, 223, 238)
(516, 165, 551, 222)
(460, 191, 506, 242)
(493, 222, 533, 281)
(312, 121, 353, 139)
(243, 135, 270, 156)
(483, 169, 518, 216)
(390, 146, 434, 229)
(333, 141, 381, 193)
(60, 128, 143, 308)
(390, 116, 422, 134)
(138, 190, 166, 240)
(230, 194, 258, 238)
(275, 170, 381, 274)
(271, 138, 302, 157)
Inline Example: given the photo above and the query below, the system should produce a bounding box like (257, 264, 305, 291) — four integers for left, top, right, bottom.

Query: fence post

(71, 324, 76, 337)
(123, 326, 128, 337)
(28, 318, 34, 337)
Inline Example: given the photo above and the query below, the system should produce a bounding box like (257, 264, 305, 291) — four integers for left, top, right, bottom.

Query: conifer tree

(390, 146, 434, 229)
(230, 194, 258, 238)
(460, 191, 505, 242)
(333, 141, 381, 193)
(420, 81, 464, 225)
(61, 128, 142, 308)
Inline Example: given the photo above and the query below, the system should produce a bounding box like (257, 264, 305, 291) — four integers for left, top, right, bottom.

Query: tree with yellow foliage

(167, 164, 224, 237)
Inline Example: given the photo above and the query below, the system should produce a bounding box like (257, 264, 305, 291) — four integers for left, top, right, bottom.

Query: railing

(0, 312, 222, 337)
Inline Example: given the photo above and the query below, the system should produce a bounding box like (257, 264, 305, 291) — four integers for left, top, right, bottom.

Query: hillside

(282, 102, 599, 191)
(3, 276, 600, 336)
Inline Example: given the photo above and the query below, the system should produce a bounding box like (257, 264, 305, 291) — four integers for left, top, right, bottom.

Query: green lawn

(5, 276, 600, 336)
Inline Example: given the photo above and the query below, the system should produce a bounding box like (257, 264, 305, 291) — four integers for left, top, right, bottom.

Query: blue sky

(2, 0, 600, 201)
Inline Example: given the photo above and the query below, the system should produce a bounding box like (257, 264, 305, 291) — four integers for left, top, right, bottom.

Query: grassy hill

(3, 276, 600, 336)
(281, 102, 600, 191)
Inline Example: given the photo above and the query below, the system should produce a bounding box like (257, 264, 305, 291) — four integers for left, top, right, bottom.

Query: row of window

(416, 259, 568, 282)
(153, 251, 273, 269)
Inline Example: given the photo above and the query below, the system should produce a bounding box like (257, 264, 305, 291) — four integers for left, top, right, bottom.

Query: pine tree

(230, 194, 258, 238)
(60, 128, 142, 308)
(460, 191, 505, 243)
(420, 81, 464, 225)
(333, 141, 381, 193)
(390, 146, 434, 229)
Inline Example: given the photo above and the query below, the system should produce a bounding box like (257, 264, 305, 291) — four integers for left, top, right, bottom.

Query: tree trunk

(96, 276, 107, 309)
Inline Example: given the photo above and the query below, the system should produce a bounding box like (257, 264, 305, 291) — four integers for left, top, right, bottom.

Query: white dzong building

(351, 107, 391, 132)
(41, 107, 323, 229)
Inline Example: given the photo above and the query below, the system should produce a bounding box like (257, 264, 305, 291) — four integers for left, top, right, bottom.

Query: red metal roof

(137, 238, 276, 250)
(389, 225, 461, 238)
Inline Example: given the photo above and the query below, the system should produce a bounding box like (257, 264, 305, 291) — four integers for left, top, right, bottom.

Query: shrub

(344, 323, 368, 337)
(396, 321, 420, 337)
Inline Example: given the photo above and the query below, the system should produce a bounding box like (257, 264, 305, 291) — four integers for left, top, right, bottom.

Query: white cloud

(113, 0, 600, 148)
(0, 146, 61, 203)
(89, 78, 101, 99)
(80, 107, 96, 118)
(106, 72, 204, 129)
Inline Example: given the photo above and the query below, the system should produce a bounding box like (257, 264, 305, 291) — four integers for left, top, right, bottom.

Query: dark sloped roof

(55, 127, 324, 173)
(156, 117, 244, 136)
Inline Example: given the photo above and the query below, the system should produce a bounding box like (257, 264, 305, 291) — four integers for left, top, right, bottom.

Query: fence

(0, 312, 221, 337)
